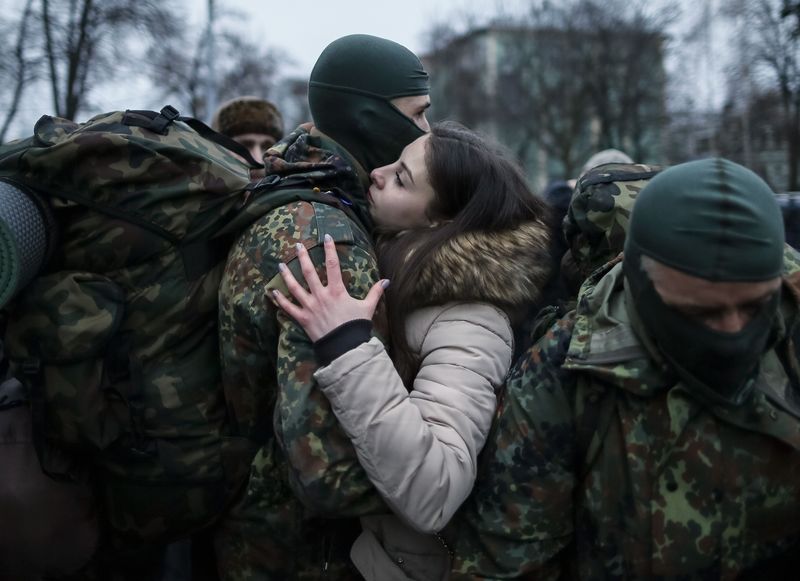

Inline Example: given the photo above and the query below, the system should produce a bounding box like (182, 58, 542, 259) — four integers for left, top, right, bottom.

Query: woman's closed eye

(395, 171, 404, 187)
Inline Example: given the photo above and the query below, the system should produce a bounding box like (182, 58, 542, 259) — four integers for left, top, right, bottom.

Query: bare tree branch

(32, 0, 181, 120)
(0, 0, 36, 142)
(149, 26, 291, 121)
(42, 0, 62, 115)
(727, 0, 800, 188)
(422, 0, 668, 183)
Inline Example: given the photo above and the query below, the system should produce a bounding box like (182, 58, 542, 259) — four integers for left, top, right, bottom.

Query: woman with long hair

(272, 121, 552, 580)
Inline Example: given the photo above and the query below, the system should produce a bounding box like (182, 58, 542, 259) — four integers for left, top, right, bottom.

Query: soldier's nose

(709, 310, 747, 334)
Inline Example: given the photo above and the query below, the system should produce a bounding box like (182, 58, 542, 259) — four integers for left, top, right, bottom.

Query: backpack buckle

(148, 105, 181, 135)
(249, 174, 281, 190)
(160, 105, 180, 121)
(22, 358, 41, 378)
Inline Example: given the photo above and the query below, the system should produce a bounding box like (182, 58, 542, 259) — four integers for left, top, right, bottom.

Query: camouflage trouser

(213, 438, 363, 581)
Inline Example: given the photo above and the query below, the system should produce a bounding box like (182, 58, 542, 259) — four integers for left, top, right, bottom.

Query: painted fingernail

(324, 233, 332, 243)
(296, 242, 304, 252)
(278, 263, 287, 272)
(381, 279, 391, 289)
(272, 290, 281, 298)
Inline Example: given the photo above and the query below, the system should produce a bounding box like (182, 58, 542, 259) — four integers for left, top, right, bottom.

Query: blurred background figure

(211, 96, 284, 177)
(535, 147, 635, 321)
(536, 178, 574, 315)
(574, 147, 634, 186)
(783, 195, 800, 249)
(542, 179, 573, 229)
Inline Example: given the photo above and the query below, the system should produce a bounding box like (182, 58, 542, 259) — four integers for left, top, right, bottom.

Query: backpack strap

(121, 105, 181, 136)
(17, 356, 76, 482)
(122, 106, 263, 168)
(574, 381, 617, 480)
(179, 114, 263, 169)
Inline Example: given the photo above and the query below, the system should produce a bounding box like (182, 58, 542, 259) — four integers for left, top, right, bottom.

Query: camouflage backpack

(0, 106, 342, 548)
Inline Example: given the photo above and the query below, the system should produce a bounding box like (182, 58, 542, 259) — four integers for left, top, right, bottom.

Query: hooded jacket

(309, 221, 551, 581)
(452, 244, 800, 579)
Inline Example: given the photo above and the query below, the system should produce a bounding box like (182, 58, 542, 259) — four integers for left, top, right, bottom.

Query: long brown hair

(377, 121, 550, 386)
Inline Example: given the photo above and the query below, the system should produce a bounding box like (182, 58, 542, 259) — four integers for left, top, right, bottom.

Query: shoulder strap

(575, 381, 617, 479)
(122, 106, 263, 168)
(180, 186, 353, 280)
(179, 115, 263, 168)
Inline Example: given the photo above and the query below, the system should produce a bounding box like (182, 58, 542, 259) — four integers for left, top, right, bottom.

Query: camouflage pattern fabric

(784, 243, 800, 280)
(451, 248, 800, 579)
(563, 163, 662, 279)
(523, 164, 662, 352)
(214, 125, 385, 580)
(0, 109, 271, 550)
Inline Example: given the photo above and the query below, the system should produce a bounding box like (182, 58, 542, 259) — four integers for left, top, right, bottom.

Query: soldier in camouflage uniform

(451, 158, 800, 579)
(213, 34, 431, 580)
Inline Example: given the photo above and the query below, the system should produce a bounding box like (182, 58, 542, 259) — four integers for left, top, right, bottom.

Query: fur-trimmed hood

(409, 219, 551, 310)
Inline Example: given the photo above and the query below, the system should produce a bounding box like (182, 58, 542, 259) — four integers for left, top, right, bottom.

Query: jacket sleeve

(313, 302, 513, 533)
(449, 314, 578, 579)
(274, 239, 387, 517)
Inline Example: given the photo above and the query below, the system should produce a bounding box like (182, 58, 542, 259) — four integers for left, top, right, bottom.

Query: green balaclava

(623, 158, 786, 406)
(308, 34, 430, 173)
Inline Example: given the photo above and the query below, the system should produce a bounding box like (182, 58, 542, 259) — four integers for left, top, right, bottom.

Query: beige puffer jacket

(314, 220, 552, 581)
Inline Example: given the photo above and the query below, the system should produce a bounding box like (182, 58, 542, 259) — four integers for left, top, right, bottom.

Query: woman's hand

(272, 234, 389, 342)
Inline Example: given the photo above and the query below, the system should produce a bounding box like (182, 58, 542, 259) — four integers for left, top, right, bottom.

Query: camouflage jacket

(215, 125, 385, 580)
(451, 246, 800, 580)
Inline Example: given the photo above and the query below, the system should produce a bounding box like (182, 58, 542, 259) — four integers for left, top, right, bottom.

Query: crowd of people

(1, 31, 800, 581)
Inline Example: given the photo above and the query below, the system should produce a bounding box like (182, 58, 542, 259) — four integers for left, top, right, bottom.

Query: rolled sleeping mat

(0, 180, 50, 309)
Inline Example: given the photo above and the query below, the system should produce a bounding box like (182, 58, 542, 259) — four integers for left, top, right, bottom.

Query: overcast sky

(3, 0, 527, 139)
(180, 0, 731, 111)
(186, 0, 526, 77)
(7, 0, 729, 139)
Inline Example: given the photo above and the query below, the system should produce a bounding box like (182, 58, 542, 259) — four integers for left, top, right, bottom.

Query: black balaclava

(308, 34, 430, 173)
(623, 158, 786, 406)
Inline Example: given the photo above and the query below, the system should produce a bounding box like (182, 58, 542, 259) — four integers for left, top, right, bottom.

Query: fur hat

(211, 96, 284, 141)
